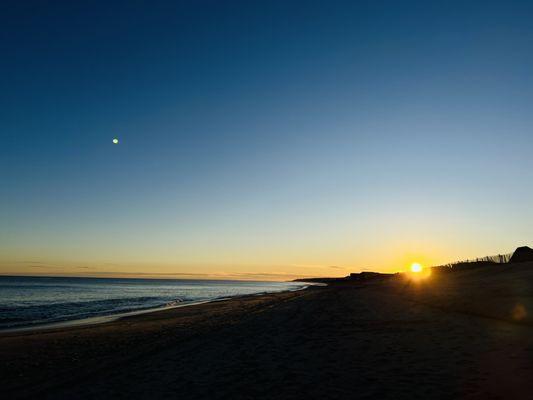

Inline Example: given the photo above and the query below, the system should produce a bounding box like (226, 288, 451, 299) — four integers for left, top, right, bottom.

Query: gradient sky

(2, 1, 533, 280)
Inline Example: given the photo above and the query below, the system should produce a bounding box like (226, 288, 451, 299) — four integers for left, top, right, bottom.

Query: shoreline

(2, 266, 533, 399)
(0, 299, 215, 334)
(0, 287, 316, 398)
(0, 283, 311, 335)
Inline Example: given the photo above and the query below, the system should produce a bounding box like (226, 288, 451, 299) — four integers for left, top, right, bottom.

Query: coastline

(0, 298, 215, 334)
(0, 282, 310, 335)
(0, 287, 317, 399)
(2, 267, 533, 399)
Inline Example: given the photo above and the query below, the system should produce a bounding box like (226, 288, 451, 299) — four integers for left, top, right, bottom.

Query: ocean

(0, 276, 306, 330)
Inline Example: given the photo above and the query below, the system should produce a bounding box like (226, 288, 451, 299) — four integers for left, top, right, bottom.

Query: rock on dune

(509, 246, 533, 263)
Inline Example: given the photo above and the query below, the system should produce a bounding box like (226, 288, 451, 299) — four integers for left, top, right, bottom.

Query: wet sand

(2, 264, 533, 399)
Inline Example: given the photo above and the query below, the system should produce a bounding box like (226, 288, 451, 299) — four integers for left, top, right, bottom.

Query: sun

(410, 263, 423, 273)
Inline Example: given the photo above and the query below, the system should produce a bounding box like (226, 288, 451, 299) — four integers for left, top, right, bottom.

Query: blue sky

(2, 1, 533, 279)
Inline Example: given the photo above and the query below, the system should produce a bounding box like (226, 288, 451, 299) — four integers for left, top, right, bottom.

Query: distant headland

(295, 245, 533, 284)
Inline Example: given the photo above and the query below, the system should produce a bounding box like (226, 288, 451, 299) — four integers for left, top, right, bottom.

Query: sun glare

(405, 262, 431, 282)
(410, 263, 423, 273)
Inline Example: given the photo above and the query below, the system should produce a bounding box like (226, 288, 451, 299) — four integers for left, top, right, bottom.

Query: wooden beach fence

(433, 252, 513, 271)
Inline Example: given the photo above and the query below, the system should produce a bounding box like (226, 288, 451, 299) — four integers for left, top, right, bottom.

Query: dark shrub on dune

(509, 246, 533, 263)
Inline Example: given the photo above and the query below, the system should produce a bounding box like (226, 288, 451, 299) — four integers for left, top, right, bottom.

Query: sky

(1, 0, 533, 280)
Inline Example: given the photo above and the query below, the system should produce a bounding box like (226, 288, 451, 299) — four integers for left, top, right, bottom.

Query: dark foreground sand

(2, 263, 533, 400)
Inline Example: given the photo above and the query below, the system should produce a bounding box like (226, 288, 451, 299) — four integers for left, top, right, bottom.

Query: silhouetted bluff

(510, 246, 533, 263)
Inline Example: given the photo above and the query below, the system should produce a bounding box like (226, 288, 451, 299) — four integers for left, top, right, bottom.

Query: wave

(0, 296, 181, 329)
(0, 277, 306, 330)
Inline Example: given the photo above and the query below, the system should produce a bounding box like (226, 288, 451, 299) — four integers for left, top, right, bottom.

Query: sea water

(0, 276, 305, 329)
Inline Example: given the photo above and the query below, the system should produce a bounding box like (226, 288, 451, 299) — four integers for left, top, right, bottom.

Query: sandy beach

(2, 264, 533, 400)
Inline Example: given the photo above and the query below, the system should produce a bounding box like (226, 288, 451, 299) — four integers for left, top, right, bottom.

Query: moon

(112, 138, 119, 144)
